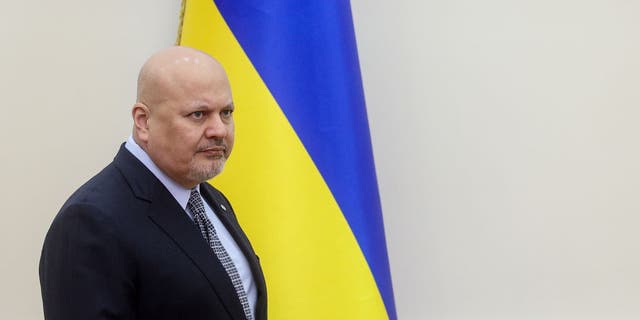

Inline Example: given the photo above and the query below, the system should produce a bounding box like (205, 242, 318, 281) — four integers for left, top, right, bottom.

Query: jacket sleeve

(39, 203, 136, 320)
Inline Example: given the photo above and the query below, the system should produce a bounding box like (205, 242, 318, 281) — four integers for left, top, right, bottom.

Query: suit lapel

(113, 145, 248, 320)
(200, 184, 268, 320)
(200, 185, 257, 268)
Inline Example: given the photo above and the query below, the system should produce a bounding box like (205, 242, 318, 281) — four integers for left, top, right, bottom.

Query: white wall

(0, 1, 181, 318)
(2, 1, 639, 319)
(351, 0, 640, 319)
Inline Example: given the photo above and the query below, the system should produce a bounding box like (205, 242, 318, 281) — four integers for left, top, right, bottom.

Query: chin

(189, 161, 225, 182)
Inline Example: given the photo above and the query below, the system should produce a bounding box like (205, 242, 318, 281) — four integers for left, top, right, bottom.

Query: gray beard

(188, 159, 226, 183)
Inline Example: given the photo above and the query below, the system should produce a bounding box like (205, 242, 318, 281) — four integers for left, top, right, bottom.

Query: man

(39, 46, 267, 320)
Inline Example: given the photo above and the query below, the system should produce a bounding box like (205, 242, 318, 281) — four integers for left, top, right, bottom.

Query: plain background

(2, 1, 640, 319)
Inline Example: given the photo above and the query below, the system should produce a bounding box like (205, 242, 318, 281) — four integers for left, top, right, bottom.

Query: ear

(132, 102, 151, 143)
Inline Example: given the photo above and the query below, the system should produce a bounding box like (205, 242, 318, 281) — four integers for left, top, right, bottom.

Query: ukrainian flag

(179, 1, 396, 319)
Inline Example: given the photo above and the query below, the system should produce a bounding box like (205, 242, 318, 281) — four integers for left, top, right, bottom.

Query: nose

(204, 114, 228, 139)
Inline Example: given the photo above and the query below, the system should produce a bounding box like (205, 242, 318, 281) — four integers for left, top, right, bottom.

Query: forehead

(164, 63, 232, 105)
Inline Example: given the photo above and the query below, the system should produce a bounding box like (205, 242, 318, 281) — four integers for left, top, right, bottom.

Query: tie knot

(188, 188, 206, 215)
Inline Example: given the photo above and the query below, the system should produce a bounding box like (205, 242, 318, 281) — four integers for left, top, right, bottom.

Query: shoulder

(52, 165, 129, 235)
(62, 163, 131, 212)
(43, 163, 144, 261)
(53, 157, 150, 234)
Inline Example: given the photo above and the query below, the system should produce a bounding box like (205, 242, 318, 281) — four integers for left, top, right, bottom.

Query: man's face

(143, 66, 234, 188)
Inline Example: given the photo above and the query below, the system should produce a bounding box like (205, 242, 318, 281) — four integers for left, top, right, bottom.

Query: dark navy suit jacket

(39, 145, 267, 320)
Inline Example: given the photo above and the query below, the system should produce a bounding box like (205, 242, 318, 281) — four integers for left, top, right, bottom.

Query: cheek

(172, 134, 200, 159)
(225, 126, 235, 148)
(151, 125, 195, 160)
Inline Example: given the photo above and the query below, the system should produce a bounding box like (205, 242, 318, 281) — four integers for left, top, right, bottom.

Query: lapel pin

(220, 204, 227, 211)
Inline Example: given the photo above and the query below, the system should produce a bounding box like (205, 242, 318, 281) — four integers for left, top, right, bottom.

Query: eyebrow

(185, 101, 234, 111)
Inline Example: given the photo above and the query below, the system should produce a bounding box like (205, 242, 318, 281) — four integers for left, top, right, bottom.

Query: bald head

(136, 46, 228, 107)
(131, 46, 235, 188)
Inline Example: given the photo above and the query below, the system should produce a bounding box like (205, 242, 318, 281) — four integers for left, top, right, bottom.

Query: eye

(221, 109, 234, 119)
(190, 111, 204, 119)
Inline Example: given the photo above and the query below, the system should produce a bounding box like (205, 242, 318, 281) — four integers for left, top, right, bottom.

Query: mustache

(196, 141, 227, 153)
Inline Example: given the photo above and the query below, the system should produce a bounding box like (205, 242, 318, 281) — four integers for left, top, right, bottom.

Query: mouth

(197, 146, 226, 158)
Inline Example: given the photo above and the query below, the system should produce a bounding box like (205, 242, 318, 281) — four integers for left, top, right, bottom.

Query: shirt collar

(125, 135, 198, 210)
